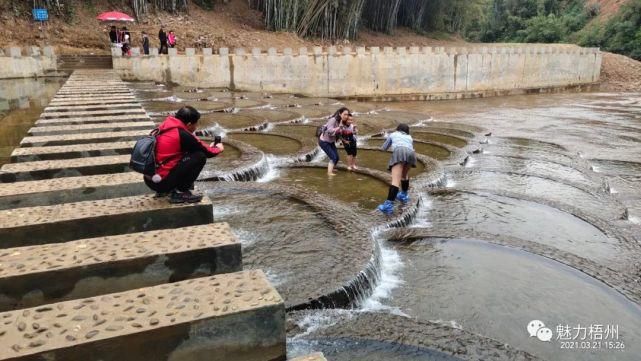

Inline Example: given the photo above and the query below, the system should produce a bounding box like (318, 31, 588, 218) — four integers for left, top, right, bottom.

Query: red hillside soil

(586, 0, 629, 22)
(600, 52, 641, 92)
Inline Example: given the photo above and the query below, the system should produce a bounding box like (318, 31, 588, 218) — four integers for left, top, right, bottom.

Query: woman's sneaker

(169, 190, 203, 204)
(377, 200, 394, 215)
(396, 191, 409, 203)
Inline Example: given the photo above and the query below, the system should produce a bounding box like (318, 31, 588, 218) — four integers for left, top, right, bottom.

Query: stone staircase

(0, 70, 287, 360)
(57, 55, 113, 71)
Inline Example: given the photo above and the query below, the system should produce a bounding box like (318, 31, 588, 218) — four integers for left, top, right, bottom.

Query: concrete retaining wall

(113, 45, 602, 98)
(0, 46, 57, 79)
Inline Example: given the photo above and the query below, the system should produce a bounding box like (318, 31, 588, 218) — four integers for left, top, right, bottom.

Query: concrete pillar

(343, 46, 352, 54)
(283, 48, 293, 56)
(299, 47, 308, 56)
(30, 46, 41, 56)
(111, 47, 122, 58)
(185, 47, 196, 56)
(313, 47, 322, 56)
(8, 47, 22, 57)
(328, 46, 337, 55)
(234, 48, 246, 56)
(168, 48, 178, 56)
(422, 47, 433, 54)
(268, 47, 277, 56)
(202, 48, 212, 56)
(43, 46, 54, 57)
(356, 47, 366, 56)
(409, 46, 419, 54)
(251, 47, 261, 57)
(149, 48, 159, 56)
(383, 47, 393, 55)
(370, 47, 380, 55)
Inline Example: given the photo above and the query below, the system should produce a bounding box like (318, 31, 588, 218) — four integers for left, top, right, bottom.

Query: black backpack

(129, 128, 164, 176)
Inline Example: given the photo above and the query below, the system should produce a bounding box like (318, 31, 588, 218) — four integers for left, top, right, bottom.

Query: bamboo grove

(250, 0, 482, 40)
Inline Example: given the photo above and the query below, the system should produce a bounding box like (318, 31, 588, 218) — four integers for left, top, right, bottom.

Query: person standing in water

(341, 113, 358, 170)
(377, 123, 416, 214)
(318, 107, 350, 175)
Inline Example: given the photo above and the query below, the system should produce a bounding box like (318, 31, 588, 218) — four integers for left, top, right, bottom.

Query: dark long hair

(333, 107, 350, 124)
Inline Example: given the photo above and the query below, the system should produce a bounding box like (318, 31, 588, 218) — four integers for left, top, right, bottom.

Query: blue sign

(32, 8, 49, 22)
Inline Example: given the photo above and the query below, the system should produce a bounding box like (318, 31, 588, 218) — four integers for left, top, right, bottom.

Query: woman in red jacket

(146, 106, 224, 203)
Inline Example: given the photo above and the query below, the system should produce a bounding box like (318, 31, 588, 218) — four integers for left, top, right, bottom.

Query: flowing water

(3, 77, 638, 360)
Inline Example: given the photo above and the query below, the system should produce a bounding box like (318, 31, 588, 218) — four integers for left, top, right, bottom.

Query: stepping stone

(0, 155, 131, 182)
(28, 121, 153, 136)
(51, 95, 136, 102)
(21, 130, 147, 147)
(290, 353, 328, 361)
(0, 195, 214, 248)
(44, 103, 142, 112)
(0, 270, 285, 361)
(41, 109, 146, 119)
(0, 173, 144, 209)
(11, 141, 135, 162)
(49, 99, 137, 107)
(0, 223, 241, 311)
(35, 114, 150, 126)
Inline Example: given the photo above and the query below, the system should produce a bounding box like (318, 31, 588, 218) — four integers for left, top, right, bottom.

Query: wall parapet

(0, 46, 57, 79)
(112, 44, 602, 98)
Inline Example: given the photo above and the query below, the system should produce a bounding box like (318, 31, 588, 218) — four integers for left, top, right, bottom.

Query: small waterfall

(212, 155, 270, 182)
(310, 147, 326, 163)
(256, 155, 284, 183)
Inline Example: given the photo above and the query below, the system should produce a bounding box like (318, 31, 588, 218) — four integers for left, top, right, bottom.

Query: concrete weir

(0, 70, 286, 360)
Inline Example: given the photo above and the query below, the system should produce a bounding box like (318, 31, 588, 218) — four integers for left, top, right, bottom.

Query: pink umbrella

(97, 11, 134, 22)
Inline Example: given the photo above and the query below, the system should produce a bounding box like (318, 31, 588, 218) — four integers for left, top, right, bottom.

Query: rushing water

(57, 83, 632, 360)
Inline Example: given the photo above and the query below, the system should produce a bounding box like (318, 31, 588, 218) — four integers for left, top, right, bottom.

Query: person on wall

(109, 25, 118, 44)
(168, 30, 177, 48)
(145, 106, 225, 204)
(142, 31, 150, 55)
(318, 107, 350, 175)
(377, 123, 416, 214)
(159, 26, 168, 54)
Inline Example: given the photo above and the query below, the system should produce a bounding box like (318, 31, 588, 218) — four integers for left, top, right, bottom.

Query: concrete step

(35, 114, 150, 126)
(0, 155, 131, 182)
(0, 223, 241, 311)
(45, 103, 142, 112)
(55, 90, 132, 96)
(28, 121, 153, 136)
(51, 95, 136, 102)
(49, 99, 138, 107)
(41, 109, 146, 119)
(0, 270, 284, 361)
(11, 141, 135, 162)
(290, 353, 328, 361)
(0, 195, 214, 248)
(0, 173, 143, 209)
(21, 130, 147, 147)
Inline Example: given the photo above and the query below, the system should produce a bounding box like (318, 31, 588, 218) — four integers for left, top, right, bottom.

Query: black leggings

(145, 151, 206, 193)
